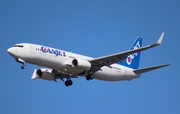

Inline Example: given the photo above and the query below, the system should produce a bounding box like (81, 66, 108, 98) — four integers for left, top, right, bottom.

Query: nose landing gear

(21, 64, 26, 69)
(16, 58, 26, 69)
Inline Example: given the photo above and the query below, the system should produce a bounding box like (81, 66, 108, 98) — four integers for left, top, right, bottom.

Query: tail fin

(120, 37, 142, 69)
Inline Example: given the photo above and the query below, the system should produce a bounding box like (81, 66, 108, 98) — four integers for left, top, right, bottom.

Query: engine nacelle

(32, 68, 55, 81)
(72, 59, 91, 70)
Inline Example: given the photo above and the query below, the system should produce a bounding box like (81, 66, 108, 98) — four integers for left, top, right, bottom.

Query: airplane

(7, 32, 169, 86)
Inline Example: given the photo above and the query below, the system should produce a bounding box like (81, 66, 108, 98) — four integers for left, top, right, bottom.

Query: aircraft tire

(68, 80, 73, 85)
(21, 65, 25, 69)
(65, 80, 73, 86)
(86, 75, 91, 81)
(65, 81, 69, 86)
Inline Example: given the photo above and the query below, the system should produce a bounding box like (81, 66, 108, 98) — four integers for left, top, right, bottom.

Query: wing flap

(133, 64, 170, 74)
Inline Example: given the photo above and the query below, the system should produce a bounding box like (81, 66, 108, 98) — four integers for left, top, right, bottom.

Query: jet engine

(32, 68, 55, 81)
(72, 59, 91, 70)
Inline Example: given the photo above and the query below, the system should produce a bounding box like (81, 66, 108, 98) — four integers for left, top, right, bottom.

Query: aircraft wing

(89, 33, 164, 70)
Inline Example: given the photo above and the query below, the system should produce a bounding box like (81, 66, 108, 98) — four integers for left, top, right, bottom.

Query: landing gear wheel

(65, 80, 73, 86)
(21, 65, 25, 69)
(90, 75, 94, 79)
(65, 81, 69, 86)
(86, 74, 93, 81)
(86, 75, 91, 81)
(68, 80, 73, 86)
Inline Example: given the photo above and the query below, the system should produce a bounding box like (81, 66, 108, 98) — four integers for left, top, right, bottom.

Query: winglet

(157, 32, 164, 45)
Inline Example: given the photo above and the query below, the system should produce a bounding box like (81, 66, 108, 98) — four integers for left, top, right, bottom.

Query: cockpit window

(14, 45, 24, 48)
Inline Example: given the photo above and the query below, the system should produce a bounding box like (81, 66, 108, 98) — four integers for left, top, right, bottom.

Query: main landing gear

(64, 75, 73, 86)
(65, 79, 73, 86)
(86, 73, 94, 81)
(16, 58, 26, 69)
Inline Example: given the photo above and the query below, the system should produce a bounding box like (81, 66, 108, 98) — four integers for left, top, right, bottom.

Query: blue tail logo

(119, 37, 142, 69)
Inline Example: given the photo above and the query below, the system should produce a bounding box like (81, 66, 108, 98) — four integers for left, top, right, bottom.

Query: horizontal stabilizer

(133, 64, 170, 74)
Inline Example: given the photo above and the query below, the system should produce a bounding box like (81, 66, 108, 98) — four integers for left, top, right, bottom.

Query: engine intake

(36, 69, 55, 81)
(72, 59, 91, 70)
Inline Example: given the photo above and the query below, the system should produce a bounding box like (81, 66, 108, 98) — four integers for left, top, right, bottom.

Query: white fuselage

(7, 43, 140, 81)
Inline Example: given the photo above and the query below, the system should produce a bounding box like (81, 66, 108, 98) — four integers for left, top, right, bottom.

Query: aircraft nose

(7, 47, 20, 58)
(7, 47, 16, 57)
(7, 48, 12, 54)
(7, 48, 11, 53)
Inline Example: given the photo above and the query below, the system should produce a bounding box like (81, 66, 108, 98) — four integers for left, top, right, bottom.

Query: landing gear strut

(16, 58, 26, 69)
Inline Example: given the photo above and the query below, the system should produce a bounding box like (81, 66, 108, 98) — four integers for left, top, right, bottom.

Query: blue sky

(0, 0, 179, 114)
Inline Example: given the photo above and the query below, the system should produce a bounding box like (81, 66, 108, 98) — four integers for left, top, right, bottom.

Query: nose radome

(7, 47, 19, 58)
(7, 47, 15, 55)
(7, 48, 12, 53)
(7, 48, 11, 53)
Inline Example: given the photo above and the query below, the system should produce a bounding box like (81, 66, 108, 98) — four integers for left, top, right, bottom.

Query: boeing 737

(7, 33, 169, 86)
